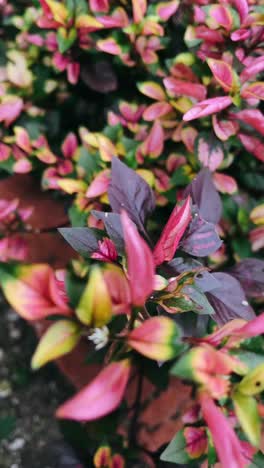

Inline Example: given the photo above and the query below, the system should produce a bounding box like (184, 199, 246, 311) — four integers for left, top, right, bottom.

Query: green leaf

(160, 430, 191, 464)
(162, 286, 214, 315)
(170, 351, 194, 380)
(68, 205, 88, 227)
(233, 391, 260, 447)
(66, 271, 86, 309)
(171, 166, 191, 188)
(237, 208, 250, 233)
(77, 147, 101, 182)
(249, 451, 264, 468)
(57, 28, 77, 54)
(181, 285, 215, 315)
(0, 416, 16, 441)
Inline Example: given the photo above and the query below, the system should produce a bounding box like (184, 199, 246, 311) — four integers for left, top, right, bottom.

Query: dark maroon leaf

(206, 272, 255, 325)
(180, 216, 222, 257)
(80, 60, 118, 93)
(184, 168, 222, 224)
(108, 157, 155, 235)
(167, 258, 220, 292)
(92, 210, 124, 252)
(229, 258, 264, 298)
(59, 227, 100, 257)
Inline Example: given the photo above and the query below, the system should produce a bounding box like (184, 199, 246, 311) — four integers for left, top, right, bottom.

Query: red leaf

(121, 211, 155, 306)
(153, 197, 192, 265)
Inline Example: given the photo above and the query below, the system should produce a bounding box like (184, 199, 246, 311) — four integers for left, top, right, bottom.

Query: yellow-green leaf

(237, 363, 264, 396)
(31, 320, 81, 370)
(76, 266, 112, 327)
(233, 391, 260, 447)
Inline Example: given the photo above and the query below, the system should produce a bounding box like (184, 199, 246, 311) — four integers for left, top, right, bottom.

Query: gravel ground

(0, 296, 79, 468)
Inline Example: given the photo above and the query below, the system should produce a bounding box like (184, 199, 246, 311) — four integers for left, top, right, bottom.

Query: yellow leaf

(31, 320, 81, 369)
(76, 267, 112, 327)
(237, 363, 264, 396)
(233, 391, 261, 447)
(46, 0, 68, 24)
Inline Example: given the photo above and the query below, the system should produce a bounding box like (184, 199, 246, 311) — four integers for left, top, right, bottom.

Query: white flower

(88, 326, 109, 350)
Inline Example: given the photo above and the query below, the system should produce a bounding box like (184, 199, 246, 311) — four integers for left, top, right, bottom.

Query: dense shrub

(0, 0, 264, 466)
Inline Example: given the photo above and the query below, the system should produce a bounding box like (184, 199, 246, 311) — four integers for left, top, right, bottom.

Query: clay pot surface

(0, 174, 75, 267)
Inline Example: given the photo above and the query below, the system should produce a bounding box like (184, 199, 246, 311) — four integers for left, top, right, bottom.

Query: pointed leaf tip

(56, 360, 130, 421)
(128, 316, 182, 361)
(153, 196, 192, 265)
(31, 320, 81, 370)
(121, 211, 155, 306)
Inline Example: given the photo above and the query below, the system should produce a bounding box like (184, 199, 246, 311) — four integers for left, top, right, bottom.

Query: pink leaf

(89, 0, 109, 13)
(14, 127, 32, 153)
(184, 427, 208, 459)
(13, 158, 32, 174)
(0, 97, 23, 126)
(207, 58, 236, 92)
(210, 5, 233, 31)
(67, 62, 80, 85)
(61, 133, 78, 158)
(132, 0, 147, 24)
(240, 58, 264, 83)
(238, 133, 264, 163)
(97, 38, 122, 55)
(56, 360, 130, 421)
(212, 114, 238, 141)
(231, 29, 250, 41)
(197, 136, 224, 171)
(153, 197, 192, 265)
(213, 172, 238, 194)
(200, 393, 251, 468)
(143, 102, 172, 121)
(86, 170, 110, 199)
(141, 120, 164, 158)
(156, 0, 179, 21)
(91, 238, 118, 262)
(233, 109, 264, 136)
(236, 313, 264, 339)
(232, 0, 249, 23)
(163, 77, 206, 101)
(0, 143, 11, 161)
(183, 96, 232, 121)
(121, 211, 155, 306)
(241, 82, 264, 101)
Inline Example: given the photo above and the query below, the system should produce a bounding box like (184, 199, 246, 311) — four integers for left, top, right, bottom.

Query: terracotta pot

(0, 174, 75, 267)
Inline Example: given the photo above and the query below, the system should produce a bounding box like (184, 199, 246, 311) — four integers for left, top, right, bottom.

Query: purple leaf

(92, 210, 124, 252)
(184, 169, 222, 224)
(229, 258, 264, 298)
(180, 215, 222, 257)
(59, 227, 100, 257)
(108, 158, 155, 235)
(206, 272, 255, 325)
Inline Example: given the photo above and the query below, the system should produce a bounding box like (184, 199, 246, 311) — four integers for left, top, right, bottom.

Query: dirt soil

(0, 295, 81, 468)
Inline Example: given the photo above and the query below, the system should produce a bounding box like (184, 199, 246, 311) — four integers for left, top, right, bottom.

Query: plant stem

(129, 368, 144, 448)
